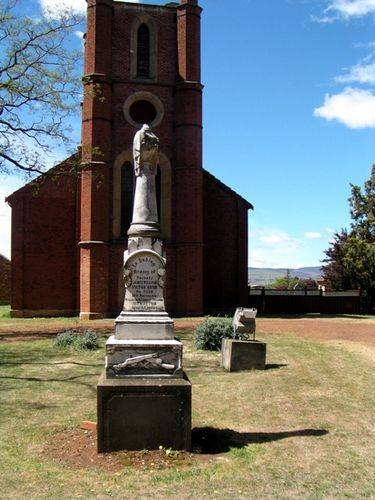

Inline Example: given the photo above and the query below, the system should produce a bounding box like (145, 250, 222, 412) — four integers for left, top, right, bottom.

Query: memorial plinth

(221, 339, 266, 371)
(97, 125, 191, 452)
(97, 373, 191, 453)
(221, 308, 266, 371)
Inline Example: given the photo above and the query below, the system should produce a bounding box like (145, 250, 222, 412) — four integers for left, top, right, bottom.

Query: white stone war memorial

(97, 125, 191, 453)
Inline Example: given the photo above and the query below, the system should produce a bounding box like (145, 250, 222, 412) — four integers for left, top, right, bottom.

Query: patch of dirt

(0, 319, 202, 343)
(256, 318, 375, 346)
(174, 319, 202, 331)
(43, 428, 197, 472)
(0, 317, 373, 346)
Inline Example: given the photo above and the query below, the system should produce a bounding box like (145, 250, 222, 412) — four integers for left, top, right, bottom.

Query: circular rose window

(124, 92, 164, 128)
(129, 100, 157, 125)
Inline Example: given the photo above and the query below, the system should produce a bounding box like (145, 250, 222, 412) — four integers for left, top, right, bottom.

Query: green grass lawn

(0, 330, 374, 499)
(0, 304, 10, 318)
(0, 304, 81, 322)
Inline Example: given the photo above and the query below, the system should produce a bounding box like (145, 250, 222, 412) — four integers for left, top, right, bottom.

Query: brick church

(7, 0, 252, 319)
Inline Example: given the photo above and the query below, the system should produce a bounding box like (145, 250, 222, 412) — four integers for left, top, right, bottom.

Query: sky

(1, 0, 374, 269)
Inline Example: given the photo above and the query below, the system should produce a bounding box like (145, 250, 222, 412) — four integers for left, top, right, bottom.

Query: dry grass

(0, 328, 374, 499)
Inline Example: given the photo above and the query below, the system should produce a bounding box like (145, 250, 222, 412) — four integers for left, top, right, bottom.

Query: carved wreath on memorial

(113, 353, 175, 373)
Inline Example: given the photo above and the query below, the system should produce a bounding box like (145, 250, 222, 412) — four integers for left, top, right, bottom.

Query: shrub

(55, 330, 76, 348)
(55, 329, 99, 351)
(77, 330, 100, 350)
(194, 317, 235, 351)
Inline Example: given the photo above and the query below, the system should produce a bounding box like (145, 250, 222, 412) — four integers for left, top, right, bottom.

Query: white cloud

(0, 199, 11, 259)
(251, 229, 303, 267)
(335, 61, 375, 84)
(251, 247, 314, 269)
(314, 87, 375, 128)
(39, 0, 139, 19)
(249, 244, 319, 269)
(258, 230, 301, 249)
(260, 234, 285, 245)
(39, 0, 86, 18)
(0, 178, 25, 259)
(74, 30, 85, 40)
(322, 0, 375, 21)
(355, 41, 375, 48)
(304, 232, 322, 239)
(249, 227, 325, 268)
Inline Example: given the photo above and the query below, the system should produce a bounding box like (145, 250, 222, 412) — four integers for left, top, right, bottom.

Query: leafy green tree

(270, 270, 299, 290)
(323, 167, 375, 294)
(342, 235, 375, 292)
(349, 165, 375, 242)
(0, 0, 83, 175)
(294, 278, 319, 289)
(322, 230, 350, 291)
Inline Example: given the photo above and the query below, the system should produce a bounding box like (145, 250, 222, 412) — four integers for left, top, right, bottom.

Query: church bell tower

(79, 0, 204, 319)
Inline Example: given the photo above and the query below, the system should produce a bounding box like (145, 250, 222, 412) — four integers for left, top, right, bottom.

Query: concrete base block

(97, 371, 192, 453)
(115, 311, 174, 340)
(221, 339, 266, 371)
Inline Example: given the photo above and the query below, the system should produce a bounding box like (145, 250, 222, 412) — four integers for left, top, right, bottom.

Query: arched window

(120, 162, 163, 238)
(113, 152, 171, 241)
(137, 24, 150, 78)
(121, 162, 134, 237)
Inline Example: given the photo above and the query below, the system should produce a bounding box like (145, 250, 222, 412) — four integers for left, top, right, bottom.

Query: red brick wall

(0, 255, 10, 304)
(8, 161, 78, 316)
(203, 171, 249, 312)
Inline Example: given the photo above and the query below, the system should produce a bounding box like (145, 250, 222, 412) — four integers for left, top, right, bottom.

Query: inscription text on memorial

(124, 251, 165, 313)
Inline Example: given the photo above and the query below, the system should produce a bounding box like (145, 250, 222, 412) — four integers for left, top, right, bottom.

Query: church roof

(5, 153, 79, 205)
(6, 154, 253, 211)
(203, 169, 253, 210)
(0, 254, 10, 264)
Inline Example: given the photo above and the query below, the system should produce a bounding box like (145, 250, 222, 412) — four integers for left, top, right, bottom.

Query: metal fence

(248, 288, 373, 315)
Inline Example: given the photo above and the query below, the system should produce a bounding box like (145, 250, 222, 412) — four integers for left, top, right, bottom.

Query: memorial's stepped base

(97, 372, 192, 453)
(115, 312, 174, 340)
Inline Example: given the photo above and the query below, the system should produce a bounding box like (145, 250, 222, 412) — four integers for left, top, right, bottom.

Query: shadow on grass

(192, 427, 328, 454)
(0, 361, 102, 367)
(265, 363, 288, 370)
(0, 330, 112, 341)
(186, 362, 288, 373)
(0, 373, 98, 393)
(186, 362, 222, 374)
(1, 400, 57, 411)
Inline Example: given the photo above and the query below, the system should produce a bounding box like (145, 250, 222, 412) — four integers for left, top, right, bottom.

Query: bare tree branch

(0, 0, 84, 176)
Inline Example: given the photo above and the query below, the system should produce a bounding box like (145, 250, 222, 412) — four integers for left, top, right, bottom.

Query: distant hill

(249, 267, 322, 286)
